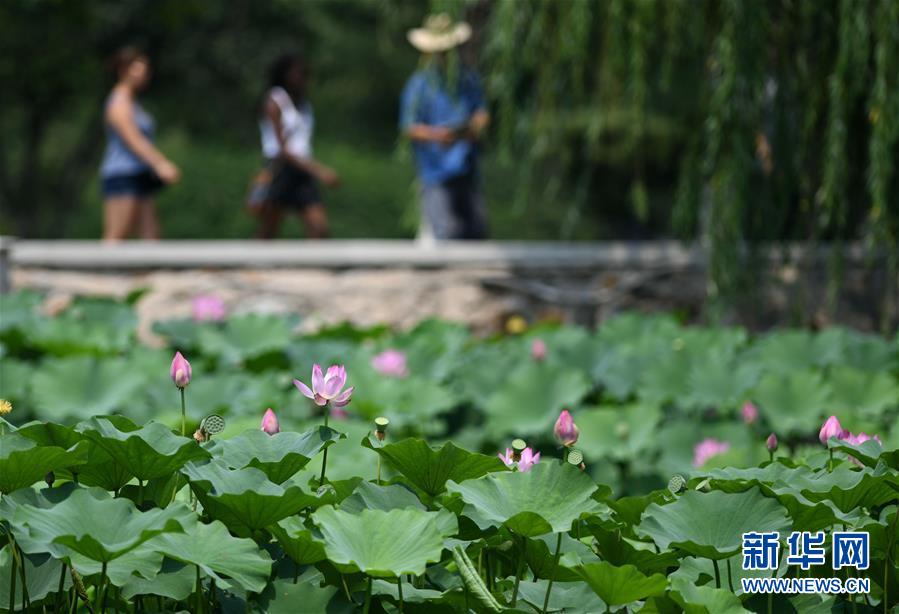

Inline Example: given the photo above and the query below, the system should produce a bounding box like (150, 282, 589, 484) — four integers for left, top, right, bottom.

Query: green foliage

(1, 293, 898, 610)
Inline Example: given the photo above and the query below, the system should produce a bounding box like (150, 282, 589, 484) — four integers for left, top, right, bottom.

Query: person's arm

(264, 96, 339, 187)
(466, 109, 490, 141)
(105, 91, 180, 183)
(463, 72, 489, 141)
(400, 74, 458, 145)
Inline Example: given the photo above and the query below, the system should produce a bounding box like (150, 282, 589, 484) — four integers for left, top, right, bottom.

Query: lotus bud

(45, 471, 55, 488)
(553, 410, 579, 447)
(261, 408, 279, 435)
(766, 433, 778, 452)
(511, 438, 527, 461)
(741, 401, 758, 425)
(374, 416, 389, 441)
(818, 415, 845, 445)
(531, 338, 547, 361)
(170, 352, 192, 389)
(0, 399, 11, 415)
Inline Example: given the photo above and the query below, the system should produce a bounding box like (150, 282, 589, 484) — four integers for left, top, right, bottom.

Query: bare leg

(300, 203, 329, 239)
(136, 197, 161, 240)
(103, 196, 140, 242)
(255, 205, 284, 239)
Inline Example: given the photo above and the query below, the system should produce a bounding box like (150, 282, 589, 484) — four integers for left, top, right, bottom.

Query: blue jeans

(421, 172, 488, 240)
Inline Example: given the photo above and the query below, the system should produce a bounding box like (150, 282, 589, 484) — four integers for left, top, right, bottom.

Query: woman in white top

(256, 53, 339, 239)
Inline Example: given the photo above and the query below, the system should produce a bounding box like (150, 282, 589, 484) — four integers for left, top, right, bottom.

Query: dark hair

(268, 52, 307, 90)
(107, 46, 147, 77)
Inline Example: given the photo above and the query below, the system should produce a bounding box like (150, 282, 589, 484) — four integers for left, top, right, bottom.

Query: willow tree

(443, 0, 898, 326)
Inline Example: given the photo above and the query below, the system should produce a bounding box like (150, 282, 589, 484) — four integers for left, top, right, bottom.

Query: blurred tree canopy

(1, 0, 897, 314)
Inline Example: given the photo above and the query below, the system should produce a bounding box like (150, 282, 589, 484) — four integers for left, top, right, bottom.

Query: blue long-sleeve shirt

(400, 67, 486, 185)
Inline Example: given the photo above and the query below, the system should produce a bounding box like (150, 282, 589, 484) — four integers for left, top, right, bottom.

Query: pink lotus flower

(294, 364, 354, 408)
(819, 416, 847, 444)
(843, 432, 882, 446)
(260, 408, 279, 435)
(741, 401, 758, 424)
(192, 295, 226, 322)
(692, 438, 730, 467)
(766, 433, 778, 452)
(371, 349, 409, 378)
(497, 447, 541, 472)
(531, 338, 547, 361)
(518, 447, 541, 472)
(553, 410, 579, 447)
(170, 352, 192, 389)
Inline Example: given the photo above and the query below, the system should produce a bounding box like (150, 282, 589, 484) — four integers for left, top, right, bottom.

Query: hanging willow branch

(436, 0, 896, 323)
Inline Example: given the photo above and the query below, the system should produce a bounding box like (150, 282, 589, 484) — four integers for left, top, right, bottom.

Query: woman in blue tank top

(99, 47, 180, 241)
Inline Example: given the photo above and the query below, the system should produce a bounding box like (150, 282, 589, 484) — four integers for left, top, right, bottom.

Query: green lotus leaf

(197, 313, 298, 364)
(30, 356, 146, 422)
(704, 462, 899, 514)
(446, 462, 601, 537)
(209, 426, 343, 484)
(0, 432, 86, 493)
(11, 488, 192, 563)
(0, 358, 30, 404)
(636, 488, 791, 560)
(524, 532, 602, 581)
(182, 460, 318, 534)
(339, 482, 425, 514)
(362, 437, 507, 498)
(27, 298, 136, 356)
(142, 518, 272, 592)
(67, 547, 164, 587)
(254, 569, 341, 614)
(312, 506, 447, 577)
(573, 561, 668, 607)
(516, 579, 606, 613)
(753, 370, 832, 435)
(119, 558, 195, 601)
(79, 417, 210, 482)
(669, 575, 748, 613)
(341, 368, 458, 431)
(575, 404, 661, 462)
(269, 516, 327, 565)
(827, 438, 899, 470)
(828, 366, 899, 418)
(484, 362, 591, 438)
(0, 548, 71, 610)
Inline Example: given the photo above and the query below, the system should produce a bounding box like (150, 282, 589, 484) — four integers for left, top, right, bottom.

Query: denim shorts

(101, 171, 164, 198)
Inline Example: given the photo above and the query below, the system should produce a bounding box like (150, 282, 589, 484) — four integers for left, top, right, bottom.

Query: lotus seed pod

(512, 438, 527, 460)
(201, 414, 226, 436)
(567, 449, 584, 466)
(375, 416, 390, 441)
(668, 474, 686, 494)
(615, 422, 630, 440)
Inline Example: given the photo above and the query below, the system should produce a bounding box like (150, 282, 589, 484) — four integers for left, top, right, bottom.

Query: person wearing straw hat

(400, 13, 490, 240)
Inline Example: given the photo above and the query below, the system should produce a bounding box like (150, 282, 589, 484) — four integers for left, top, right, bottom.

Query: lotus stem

(11, 539, 30, 609)
(319, 405, 330, 485)
(712, 558, 721, 589)
(362, 575, 372, 614)
(56, 563, 67, 613)
(726, 557, 734, 592)
(180, 388, 186, 437)
(397, 575, 404, 612)
(541, 532, 563, 614)
(511, 541, 526, 606)
(138, 480, 144, 508)
(8, 538, 16, 614)
(828, 449, 834, 472)
(95, 561, 107, 613)
(195, 564, 203, 614)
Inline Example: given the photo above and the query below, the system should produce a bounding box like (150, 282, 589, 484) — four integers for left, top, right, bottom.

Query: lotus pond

(0, 291, 897, 612)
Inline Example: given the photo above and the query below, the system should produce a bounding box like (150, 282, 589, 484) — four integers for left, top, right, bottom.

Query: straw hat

(407, 13, 472, 53)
